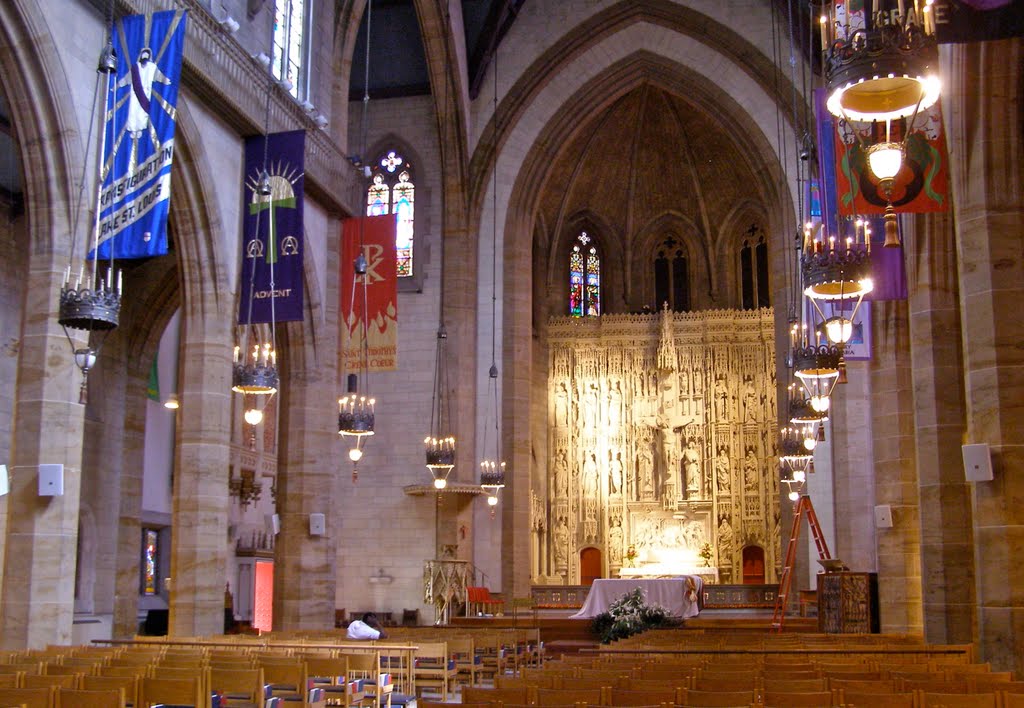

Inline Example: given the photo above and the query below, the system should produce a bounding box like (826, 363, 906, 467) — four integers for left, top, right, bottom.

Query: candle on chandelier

(117, 269, 122, 294)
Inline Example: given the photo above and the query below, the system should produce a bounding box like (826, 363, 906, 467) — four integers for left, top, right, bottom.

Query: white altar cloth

(569, 577, 703, 620)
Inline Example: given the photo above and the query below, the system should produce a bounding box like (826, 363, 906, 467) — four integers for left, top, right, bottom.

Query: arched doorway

(580, 547, 602, 586)
(742, 545, 765, 584)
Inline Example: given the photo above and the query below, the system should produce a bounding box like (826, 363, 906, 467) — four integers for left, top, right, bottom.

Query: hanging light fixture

(233, 61, 280, 427)
(477, 42, 506, 518)
(58, 38, 122, 405)
(821, 0, 939, 246)
(425, 325, 456, 491)
(339, 0, 377, 480)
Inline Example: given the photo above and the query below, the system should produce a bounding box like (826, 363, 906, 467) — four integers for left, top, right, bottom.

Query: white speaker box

(963, 443, 993, 482)
(0, 465, 8, 496)
(38, 464, 64, 496)
(874, 504, 893, 528)
(266, 513, 281, 535)
(309, 513, 325, 536)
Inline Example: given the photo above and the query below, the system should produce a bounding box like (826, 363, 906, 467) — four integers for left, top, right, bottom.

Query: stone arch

(715, 199, 771, 311)
(496, 46, 796, 596)
(0, 0, 87, 258)
(632, 211, 708, 311)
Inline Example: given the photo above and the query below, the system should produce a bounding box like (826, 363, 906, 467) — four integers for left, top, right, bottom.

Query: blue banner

(92, 10, 186, 260)
(238, 130, 305, 324)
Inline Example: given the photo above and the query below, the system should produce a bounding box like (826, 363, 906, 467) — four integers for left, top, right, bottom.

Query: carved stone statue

(607, 380, 622, 430)
(608, 516, 623, 564)
(714, 375, 730, 420)
(743, 447, 759, 492)
(717, 515, 734, 557)
(609, 451, 624, 495)
(637, 443, 655, 498)
(582, 452, 599, 499)
(582, 384, 599, 430)
(554, 382, 569, 427)
(682, 438, 701, 498)
(553, 518, 570, 568)
(553, 449, 569, 498)
(715, 446, 731, 494)
(658, 427, 680, 497)
(743, 375, 760, 422)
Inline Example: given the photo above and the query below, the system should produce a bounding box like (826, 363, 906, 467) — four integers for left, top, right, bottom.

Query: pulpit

(817, 571, 879, 633)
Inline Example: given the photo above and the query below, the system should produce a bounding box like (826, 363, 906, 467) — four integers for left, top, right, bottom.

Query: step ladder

(771, 494, 831, 631)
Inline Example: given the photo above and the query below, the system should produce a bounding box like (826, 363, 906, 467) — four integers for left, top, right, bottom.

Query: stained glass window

(654, 237, 689, 312)
(366, 153, 415, 277)
(740, 224, 769, 309)
(272, 0, 306, 98)
(142, 528, 158, 596)
(569, 231, 600, 317)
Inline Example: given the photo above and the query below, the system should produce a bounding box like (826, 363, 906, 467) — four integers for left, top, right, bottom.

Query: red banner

(341, 216, 398, 372)
(833, 102, 949, 215)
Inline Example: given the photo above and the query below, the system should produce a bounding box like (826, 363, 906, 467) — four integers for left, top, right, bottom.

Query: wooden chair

(839, 690, 916, 707)
(259, 660, 307, 704)
(55, 688, 124, 708)
(535, 687, 603, 706)
(761, 689, 835, 707)
(827, 677, 898, 693)
(137, 676, 204, 708)
(679, 688, 758, 707)
(22, 676, 78, 692)
(692, 676, 759, 692)
(462, 686, 530, 704)
(448, 637, 480, 688)
(1004, 692, 1024, 708)
(0, 677, 20, 690)
(919, 691, 997, 707)
(413, 643, 455, 701)
(304, 656, 357, 706)
(339, 652, 391, 708)
(762, 678, 828, 693)
(607, 686, 684, 706)
(900, 679, 969, 694)
(80, 676, 137, 708)
(208, 666, 264, 708)
(0, 688, 54, 708)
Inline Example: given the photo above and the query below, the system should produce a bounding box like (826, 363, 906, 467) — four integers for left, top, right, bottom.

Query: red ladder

(771, 495, 831, 631)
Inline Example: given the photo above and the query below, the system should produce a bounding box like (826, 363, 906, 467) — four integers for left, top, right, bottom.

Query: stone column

(906, 212, 974, 644)
(501, 217, 534, 599)
(869, 300, 922, 633)
(1, 262, 84, 649)
(273, 327, 339, 630)
(168, 312, 232, 637)
(943, 37, 1024, 672)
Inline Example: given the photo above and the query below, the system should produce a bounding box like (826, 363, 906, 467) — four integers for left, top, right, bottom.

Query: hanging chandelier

(425, 325, 456, 490)
(234, 150, 279, 439)
(339, 254, 378, 480)
(821, 0, 939, 245)
(58, 40, 122, 405)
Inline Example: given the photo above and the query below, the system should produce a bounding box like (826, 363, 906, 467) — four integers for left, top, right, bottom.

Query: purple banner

(815, 90, 907, 301)
(238, 130, 305, 324)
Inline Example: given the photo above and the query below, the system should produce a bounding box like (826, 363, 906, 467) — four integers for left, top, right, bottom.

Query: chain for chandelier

(479, 41, 506, 516)
(338, 0, 378, 480)
(57, 0, 122, 405)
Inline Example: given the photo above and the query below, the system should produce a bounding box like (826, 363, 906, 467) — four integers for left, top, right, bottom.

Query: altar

(569, 577, 703, 620)
(618, 566, 719, 584)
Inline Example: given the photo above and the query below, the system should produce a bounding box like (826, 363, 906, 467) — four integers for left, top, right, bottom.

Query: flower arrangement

(591, 588, 673, 644)
(699, 542, 713, 567)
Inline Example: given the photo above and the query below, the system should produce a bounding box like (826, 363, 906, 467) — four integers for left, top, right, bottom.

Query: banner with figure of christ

(92, 10, 186, 259)
(238, 129, 305, 324)
(341, 215, 398, 372)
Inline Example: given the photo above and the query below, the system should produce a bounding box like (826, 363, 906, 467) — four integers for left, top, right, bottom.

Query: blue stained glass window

(366, 154, 415, 277)
(569, 231, 600, 317)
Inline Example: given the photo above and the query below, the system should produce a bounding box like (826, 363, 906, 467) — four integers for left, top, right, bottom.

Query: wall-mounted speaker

(963, 443, 993, 482)
(38, 464, 64, 496)
(874, 504, 893, 529)
(309, 513, 325, 536)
